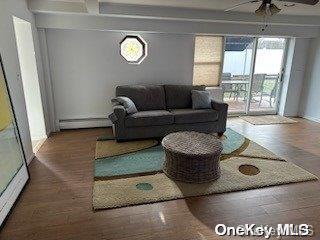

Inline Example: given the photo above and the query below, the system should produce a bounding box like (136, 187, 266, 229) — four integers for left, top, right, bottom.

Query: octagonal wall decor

(120, 35, 147, 64)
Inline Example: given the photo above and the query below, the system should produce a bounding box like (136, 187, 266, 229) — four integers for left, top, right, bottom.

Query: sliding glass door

(221, 37, 287, 115)
(221, 37, 254, 114)
(248, 38, 286, 114)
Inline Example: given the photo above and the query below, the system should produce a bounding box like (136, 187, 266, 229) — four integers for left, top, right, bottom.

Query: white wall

(279, 38, 310, 117)
(299, 36, 320, 122)
(0, 0, 46, 163)
(45, 29, 195, 127)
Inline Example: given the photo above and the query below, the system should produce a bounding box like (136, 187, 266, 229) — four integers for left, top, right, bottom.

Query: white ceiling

(98, 0, 320, 16)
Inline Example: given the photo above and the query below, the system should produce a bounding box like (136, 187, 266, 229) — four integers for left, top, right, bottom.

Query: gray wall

(45, 29, 195, 122)
(279, 38, 310, 116)
(0, 0, 46, 163)
(299, 36, 320, 122)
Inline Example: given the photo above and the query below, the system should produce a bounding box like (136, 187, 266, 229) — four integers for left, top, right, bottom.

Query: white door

(0, 56, 29, 226)
(247, 37, 287, 114)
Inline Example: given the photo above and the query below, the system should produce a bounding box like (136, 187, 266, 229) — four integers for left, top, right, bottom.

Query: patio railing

(221, 73, 280, 112)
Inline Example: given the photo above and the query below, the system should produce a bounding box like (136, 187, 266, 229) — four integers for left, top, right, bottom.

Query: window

(120, 35, 147, 64)
(192, 36, 224, 86)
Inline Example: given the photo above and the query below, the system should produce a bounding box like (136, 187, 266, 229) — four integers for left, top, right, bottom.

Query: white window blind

(193, 36, 223, 86)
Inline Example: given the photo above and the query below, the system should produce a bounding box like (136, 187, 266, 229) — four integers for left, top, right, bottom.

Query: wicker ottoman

(162, 131, 223, 183)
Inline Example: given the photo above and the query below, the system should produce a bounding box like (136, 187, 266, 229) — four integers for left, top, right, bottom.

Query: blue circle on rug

(221, 129, 246, 155)
(136, 182, 153, 191)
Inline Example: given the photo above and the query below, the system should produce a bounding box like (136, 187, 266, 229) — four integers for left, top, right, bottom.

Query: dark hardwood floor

(1, 118, 320, 239)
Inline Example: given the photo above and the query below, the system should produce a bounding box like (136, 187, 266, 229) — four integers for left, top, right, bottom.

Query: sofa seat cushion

(170, 109, 218, 124)
(125, 110, 174, 127)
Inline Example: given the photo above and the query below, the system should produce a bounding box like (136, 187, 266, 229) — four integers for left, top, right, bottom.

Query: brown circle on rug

(239, 164, 260, 176)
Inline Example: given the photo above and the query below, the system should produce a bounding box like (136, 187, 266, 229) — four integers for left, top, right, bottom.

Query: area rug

(240, 115, 298, 125)
(93, 129, 317, 210)
(95, 138, 158, 159)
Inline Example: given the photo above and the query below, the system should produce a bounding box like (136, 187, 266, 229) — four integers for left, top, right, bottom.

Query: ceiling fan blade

(256, 3, 282, 16)
(276, 0, 319, 5)
(225, 0, 262, 12)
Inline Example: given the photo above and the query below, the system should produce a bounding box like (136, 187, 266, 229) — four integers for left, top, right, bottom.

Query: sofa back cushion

(116, 85, 166, 111)
(164, 85, 206, 109)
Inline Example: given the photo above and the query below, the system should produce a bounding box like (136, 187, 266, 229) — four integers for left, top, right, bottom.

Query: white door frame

(13, 16, 48, 152)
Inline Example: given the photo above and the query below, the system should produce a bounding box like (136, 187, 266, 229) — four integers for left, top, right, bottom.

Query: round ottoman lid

(162, 131, 222, 156)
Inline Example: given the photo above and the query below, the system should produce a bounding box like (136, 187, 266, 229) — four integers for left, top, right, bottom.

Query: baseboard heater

(59, 118, 112, 129)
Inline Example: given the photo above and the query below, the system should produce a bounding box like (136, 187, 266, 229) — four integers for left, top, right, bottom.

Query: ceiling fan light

(270, 4, 281, 15)
(255, 4, 266, 16)
(255, 3, 281, 17)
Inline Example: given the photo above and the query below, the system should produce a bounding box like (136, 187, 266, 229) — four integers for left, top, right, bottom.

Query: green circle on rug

(239, 164, 260, 176)
(136, 182, 153, 191)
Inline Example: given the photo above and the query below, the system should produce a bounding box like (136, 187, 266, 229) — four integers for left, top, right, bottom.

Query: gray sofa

(110, 85, 228, 141)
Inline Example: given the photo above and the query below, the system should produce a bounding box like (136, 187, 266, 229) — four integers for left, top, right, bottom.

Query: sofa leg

(217, 132, 224, 137)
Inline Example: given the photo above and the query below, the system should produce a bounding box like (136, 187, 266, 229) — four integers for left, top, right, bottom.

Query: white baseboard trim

(59, 118, 112, 129)
(300, 115, 320, 123)
(32, 138, 47, 154)
(27, 153, 35, 165)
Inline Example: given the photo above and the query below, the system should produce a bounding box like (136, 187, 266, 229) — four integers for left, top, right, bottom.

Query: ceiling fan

(225, 0, 319, 16)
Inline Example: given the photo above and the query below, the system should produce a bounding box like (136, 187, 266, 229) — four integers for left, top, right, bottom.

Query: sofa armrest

(109, 105, 126, 124)
(211, 100, 228, 134)
(211, 100, 228, 112)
